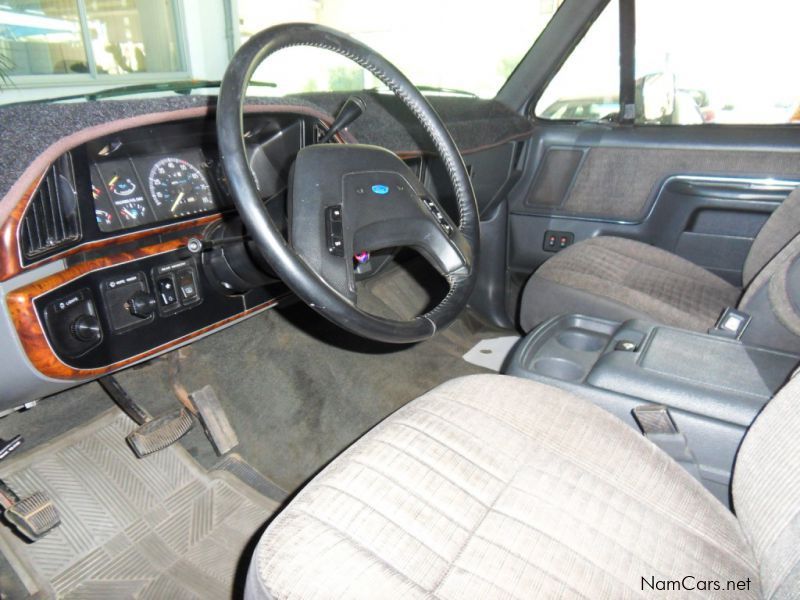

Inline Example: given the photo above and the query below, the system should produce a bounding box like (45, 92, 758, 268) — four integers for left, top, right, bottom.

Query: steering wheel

(217, 24, 480, 344)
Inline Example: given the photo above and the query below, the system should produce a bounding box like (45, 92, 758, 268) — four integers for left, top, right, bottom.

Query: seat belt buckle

(709, 307, 751, 340)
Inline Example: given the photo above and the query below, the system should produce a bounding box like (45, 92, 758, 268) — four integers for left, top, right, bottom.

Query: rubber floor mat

(0, 410, 277, 599)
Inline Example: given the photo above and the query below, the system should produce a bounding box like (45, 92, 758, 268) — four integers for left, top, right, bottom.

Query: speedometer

(148, 157, 215, 219)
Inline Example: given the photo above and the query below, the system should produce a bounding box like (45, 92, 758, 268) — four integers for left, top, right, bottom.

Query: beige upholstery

(743, 188, 800, 286)
(733, 373, 800, 600)
(246, 375, 760, 599)
(520, 237, 740, 332)
(520, 189, 800, 333)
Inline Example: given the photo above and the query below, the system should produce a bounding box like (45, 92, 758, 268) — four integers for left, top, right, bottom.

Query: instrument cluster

(91, 149, 221, 233)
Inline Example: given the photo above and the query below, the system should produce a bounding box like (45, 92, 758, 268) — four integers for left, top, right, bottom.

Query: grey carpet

(0, 410, 277, 599)
(2, 258, 500, 494)
(0, 259, 501, 595)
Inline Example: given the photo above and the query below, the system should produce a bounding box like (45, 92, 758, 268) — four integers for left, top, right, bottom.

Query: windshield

(0, 0, 561, 105)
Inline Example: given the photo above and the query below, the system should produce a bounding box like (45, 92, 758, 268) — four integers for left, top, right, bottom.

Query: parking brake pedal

(0, 480, 61, 541)
(99, 375, 193, 458)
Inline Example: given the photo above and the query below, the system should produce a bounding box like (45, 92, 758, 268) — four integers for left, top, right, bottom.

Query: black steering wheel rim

(217, 23, 480, 344)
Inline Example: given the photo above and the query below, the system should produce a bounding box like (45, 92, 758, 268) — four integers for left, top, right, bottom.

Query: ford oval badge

(371, 184, 390, 195)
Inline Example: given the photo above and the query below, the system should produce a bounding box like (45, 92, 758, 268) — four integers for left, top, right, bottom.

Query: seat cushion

(742, 188, 800, 287)
(246, 374, 758, 599)
(733, 373, 800, 600)
(520, 236, 741, 332)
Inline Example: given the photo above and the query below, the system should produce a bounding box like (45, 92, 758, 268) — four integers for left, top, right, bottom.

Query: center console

(505, 314, 800, 505)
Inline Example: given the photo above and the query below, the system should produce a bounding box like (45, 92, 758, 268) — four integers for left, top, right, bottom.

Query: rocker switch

(157, 276, 178, 307)
(544, 230, 574, 252)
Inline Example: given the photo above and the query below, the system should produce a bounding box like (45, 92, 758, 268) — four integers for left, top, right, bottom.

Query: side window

(534, 0, 619, 121)
(636, 0, 800, 125)
(1, 0, 184, 78)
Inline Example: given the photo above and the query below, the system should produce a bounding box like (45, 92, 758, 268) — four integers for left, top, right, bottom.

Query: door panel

(506, 123, 800, 296)
(517, 146, 800, 222)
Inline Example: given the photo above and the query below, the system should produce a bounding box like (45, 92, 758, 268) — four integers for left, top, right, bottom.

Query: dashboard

(1, 110, 322, 392)
(0, 96, 526, 412)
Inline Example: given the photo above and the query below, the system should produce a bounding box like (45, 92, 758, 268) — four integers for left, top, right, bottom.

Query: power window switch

(543, 230, 574, 252)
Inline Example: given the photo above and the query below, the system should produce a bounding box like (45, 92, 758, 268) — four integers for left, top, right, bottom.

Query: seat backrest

(732, 373, 800, 600)
(743, 188, 800, 287)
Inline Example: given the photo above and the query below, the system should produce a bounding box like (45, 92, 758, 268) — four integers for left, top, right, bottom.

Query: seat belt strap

(632, 404, 702, 481)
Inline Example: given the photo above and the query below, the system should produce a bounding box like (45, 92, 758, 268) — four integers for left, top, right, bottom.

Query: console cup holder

(556, 328, 607, 352)
(531, 357, 584, 382)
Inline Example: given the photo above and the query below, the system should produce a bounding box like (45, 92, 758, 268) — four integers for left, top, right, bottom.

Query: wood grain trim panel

(6, 237, 282, 380)
(0, 175, 45, 282)
(1, 203, 224, 283)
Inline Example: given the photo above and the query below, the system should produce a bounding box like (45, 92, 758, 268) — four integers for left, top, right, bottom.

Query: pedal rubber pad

(5, 491, 61, 541)
(127, 408, 193, 458)
(189, 385, 239, 456)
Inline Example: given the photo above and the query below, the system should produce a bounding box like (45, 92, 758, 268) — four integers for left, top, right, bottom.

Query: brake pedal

(99, 375, 194, 458)
(0, 481, 61, 541)
(127, 408, 194, 458)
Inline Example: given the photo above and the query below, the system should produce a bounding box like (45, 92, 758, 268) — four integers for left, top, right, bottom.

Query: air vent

(20, 153, 81, 262)
(313, 121, 329, 143)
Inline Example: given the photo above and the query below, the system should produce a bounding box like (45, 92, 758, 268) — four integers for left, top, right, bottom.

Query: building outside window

(0, 0, 185, 80)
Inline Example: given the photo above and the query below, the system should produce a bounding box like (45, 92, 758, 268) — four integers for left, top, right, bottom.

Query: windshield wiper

(366, 84, 477, 98)
(2, 79, 277, 107)
(415, 85, 478, 98)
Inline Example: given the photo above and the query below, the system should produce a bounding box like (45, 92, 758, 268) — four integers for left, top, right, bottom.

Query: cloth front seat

(244, 374, 800, 599)
(519, 188, 800, 332)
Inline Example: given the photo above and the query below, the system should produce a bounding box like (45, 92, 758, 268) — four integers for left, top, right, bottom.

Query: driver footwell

(0, 410, 277, 599)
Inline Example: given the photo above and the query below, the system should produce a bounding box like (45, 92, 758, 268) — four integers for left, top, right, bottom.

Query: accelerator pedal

(189, 385, 239, 456)
(99, 375, 194, 458)
(0, 481, 61, 541)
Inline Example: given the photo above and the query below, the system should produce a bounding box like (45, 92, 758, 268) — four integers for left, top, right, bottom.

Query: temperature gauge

(95, 208, 114, 228)
(95, 160, 154, 230)
(91, 168, 118, 232)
